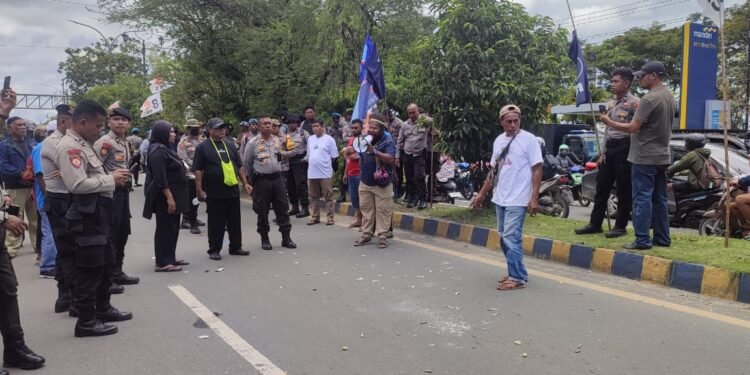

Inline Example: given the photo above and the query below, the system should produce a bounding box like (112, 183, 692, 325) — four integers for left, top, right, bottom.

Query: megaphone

(352, 135, 373, 153)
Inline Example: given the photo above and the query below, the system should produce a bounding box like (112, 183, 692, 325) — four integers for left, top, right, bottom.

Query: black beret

(110, 107, 132, 121)
(56, 104, 73, 116)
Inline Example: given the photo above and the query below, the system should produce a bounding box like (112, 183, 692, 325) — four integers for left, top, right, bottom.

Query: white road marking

(168, 284, 287, 375)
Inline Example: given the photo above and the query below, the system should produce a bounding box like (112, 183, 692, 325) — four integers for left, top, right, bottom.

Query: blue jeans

(39, 211, 57, 272)
(495, 205, 528, 284)
(631, 164, 671, 247)
(348, 175, 361, 209)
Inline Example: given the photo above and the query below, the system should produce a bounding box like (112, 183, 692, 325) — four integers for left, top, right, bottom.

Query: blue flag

(353, 33, 386, 121)
(568, 30, 590, 107)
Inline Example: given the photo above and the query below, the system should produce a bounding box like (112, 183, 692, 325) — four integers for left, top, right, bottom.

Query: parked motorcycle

(559, 165, 590, 207)
(538, 174, 570, 218)
(670, 188, 723, 229)
(699, 187, 743, 237)
(433, 157, 459, 204)
(455, 162, 474, 200)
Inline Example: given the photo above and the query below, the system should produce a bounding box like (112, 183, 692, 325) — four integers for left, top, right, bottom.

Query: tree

(59, 40, 145, 99)
(83, 75, 151, 129)
(424, 0, 571, 162)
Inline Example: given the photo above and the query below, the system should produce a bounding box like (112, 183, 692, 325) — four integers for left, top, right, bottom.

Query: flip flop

(155, 265, 183, 273)
(377, 238, 387, 249)
(354, 237, 372, 246)
(348, 222, 362, 228)
(174, 260, 190, 266)
(497, 279, 525, 291)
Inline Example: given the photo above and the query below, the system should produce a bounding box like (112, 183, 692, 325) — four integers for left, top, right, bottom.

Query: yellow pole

(719, 15, 731, 248)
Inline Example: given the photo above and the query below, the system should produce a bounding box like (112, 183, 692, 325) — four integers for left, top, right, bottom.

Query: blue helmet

(132, 128, 140, 134)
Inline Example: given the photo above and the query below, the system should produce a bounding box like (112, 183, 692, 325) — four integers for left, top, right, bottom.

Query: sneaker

(39, 269, 56, 279)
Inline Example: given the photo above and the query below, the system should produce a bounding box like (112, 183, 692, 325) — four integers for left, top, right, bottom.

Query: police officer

(0, 86, 45, 373)
(285, 115, 310, 218)
(52, 100, 132, 337)
(576, 67, 638, 238)
(42, 104, 75, 314)
(94, 105, 140, 289)
(178, 119, 203, 234)
(244, 116, 297, 251)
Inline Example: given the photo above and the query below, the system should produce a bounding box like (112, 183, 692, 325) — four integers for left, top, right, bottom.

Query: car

(581, 141, 750, 220)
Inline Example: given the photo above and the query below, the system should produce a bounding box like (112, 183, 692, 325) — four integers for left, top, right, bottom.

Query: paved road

(8, 189, 750, 374)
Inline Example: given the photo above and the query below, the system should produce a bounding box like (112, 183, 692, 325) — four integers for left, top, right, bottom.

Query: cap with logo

(206, 118, 228, 129)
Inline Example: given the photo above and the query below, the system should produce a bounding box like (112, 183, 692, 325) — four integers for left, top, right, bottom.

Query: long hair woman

(143, 121, 191, 272)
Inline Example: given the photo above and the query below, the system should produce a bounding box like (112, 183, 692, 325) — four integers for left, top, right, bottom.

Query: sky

(0, 0, 743, 122)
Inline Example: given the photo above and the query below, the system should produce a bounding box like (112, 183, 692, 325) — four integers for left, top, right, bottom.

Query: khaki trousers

(359, 183, 393, 239)
(308, 178, 334, 221)
(5, 188, 38, 256)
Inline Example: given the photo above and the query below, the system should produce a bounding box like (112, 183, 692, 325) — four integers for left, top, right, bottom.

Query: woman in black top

(143, 121, 190, 272)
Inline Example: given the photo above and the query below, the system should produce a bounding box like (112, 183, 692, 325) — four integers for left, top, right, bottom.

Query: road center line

(168, 284, 287, 375)
(333, 221, 750, 330)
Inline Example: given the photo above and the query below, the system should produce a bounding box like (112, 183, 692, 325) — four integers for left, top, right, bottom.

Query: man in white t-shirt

(306, 119, 340, 225)
(471, 104, 542, 291)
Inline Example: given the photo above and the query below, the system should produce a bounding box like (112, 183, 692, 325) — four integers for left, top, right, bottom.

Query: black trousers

(154, 198, 180, 267)
(252, 175, 292, 234)
(0, 234, 24, 347)
(206, 197, 242, 254)
(425, 151, 441, 201)
(393, 163, 405, 198)
(287, 161, 309, 208)
(590, 138, 632, 229)
(49, 195, 114, 323)
(403, 151, 427, 202)
(182, 181, 199, 225)
(111, 188, 131, 275)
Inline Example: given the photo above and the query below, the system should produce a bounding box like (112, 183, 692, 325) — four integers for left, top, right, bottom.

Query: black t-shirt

(192, 138, 242, 199)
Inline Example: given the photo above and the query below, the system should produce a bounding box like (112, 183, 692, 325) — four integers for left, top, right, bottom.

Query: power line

(554, 0, 656, 22)
(46, 0, 99, 7)
(561, 0, 690, 26)
(581, 17, 689, 42)
(0, 43, 68, 49)
(574, 0, 690, 27)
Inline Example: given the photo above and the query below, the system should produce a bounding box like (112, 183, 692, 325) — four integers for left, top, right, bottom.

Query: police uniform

(244, 135, 296, 250)
(285, 124, 310, 216)
(51, 128, 131, 337)
(587, 93, 639, 232)
(93, 129, 138, 285)
(177, 130, 201, 230)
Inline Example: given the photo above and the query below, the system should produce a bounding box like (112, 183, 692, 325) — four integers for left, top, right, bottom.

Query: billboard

(679, 22, 719, 129)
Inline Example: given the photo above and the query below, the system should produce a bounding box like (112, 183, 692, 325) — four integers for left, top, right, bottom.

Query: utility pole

(745, 30, 750, 130)
(141, 39, 148, 84)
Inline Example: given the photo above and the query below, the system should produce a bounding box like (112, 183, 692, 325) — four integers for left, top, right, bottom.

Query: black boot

(3, 341, 45, 370)
(281, 230, 297, 249)
(68, 306, 79, 318)
(54, 287, 70, 313)
(261, 233, 272, 251)
(75, 319, 118, 337)
(1, 368, 7, 375)
(190, 224, 201, 234)
(574, 224, 603, 235)
(295, 205, 310, 218)
(109, 284, 124, 294)
(180, 219, 191, 229)
(96, 306, 133, 322)
(288, 205, 300, 216)
(112, 272, 140, 285)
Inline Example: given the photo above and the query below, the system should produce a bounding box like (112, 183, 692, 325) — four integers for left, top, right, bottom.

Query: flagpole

(565, 0, 611, 231)
(718, 9, 731, 248)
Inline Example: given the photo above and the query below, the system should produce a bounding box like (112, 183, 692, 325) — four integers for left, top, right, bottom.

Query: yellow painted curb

(412, 216, 425, 234)
(436, 221, 450, 237)
(550, 241, 571, 264)
(522, 235, 535, 255)
(592, 248, 615, 274)
(701, 266, 739, 300)
(337, 203, 349, 215)
(459, 225, 473, 243)
(486, 229, 501, 251)
(392, 212, 403, 229)
(641, 256, 672, 286)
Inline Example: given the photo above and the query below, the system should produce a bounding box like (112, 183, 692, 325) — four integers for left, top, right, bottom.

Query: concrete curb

(335, 202, 750, 305)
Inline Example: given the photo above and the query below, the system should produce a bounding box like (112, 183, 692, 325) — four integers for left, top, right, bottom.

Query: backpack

(696, 153, 723, 190)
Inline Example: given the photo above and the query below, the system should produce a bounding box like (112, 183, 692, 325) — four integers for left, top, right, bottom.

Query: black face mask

(190, 128, 200, 136)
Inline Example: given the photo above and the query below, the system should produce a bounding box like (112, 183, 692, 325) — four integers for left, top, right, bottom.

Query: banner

(149, 77, 174, 94)
(695, 0, 723, 24)
(568, 30, 590, 107)
(140, 92, 163, 118)
(679, 23, 719, 129)
(353, 33, 386, 121)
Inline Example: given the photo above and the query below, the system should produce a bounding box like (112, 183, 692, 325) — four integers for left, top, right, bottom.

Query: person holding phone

(0, 83, 46, 372)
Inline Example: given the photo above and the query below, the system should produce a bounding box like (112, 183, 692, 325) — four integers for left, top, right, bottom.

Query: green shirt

(628, 84, 676, 165)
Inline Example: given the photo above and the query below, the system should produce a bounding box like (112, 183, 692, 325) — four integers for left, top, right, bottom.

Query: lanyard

(210, 139, 230, 163)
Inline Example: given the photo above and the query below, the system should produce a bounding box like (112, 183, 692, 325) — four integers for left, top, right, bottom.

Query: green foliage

(58, 40, 145, 99)
(82, 75, 151, 129)
(424, 0, 571, 162)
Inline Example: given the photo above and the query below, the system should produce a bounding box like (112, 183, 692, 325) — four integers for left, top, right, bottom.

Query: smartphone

(598, 104, 607, 114)
(6, 205, 19, 217)
(2, 76, 10, 98)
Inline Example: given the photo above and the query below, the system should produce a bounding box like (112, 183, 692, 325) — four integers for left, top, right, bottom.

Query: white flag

(149, 77, 174, 94)
(696, 0, 724, 24)
(140, 92, 163, 118)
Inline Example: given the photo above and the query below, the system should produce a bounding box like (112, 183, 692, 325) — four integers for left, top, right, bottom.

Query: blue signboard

(679, 23, 719, 129)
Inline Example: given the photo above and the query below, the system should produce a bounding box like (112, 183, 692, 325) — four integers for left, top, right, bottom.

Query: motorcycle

(670, 188, 723, 229)
(455, 162, 474, 200)
(699, 187, 743, 237)
(433, 156, 459, 204)
(559, 165, 590, 207)
(538, 174, 570, 218)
